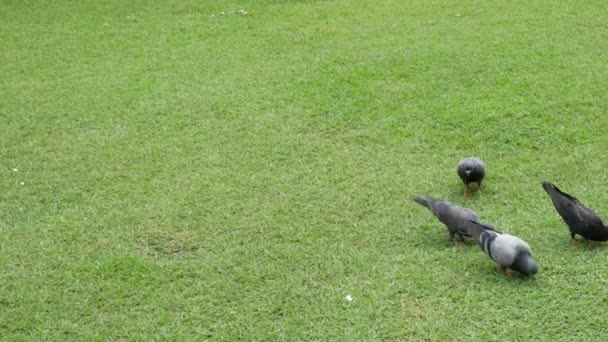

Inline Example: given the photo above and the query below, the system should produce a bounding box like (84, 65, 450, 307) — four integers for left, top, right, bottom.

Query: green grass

(2, 0, 608, 340)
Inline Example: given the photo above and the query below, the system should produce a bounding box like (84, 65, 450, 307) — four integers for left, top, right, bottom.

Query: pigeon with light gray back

(457, 157, 486, 197)
(413, 195, 499, 246)
(465, 220, 538, 276)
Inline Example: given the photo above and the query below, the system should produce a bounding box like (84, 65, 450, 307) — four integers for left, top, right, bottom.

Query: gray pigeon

(457, 157, 486, 197)
(465, 220, 538, 276)
(541, 181, 608, 245)
(413, 195, 499, 245)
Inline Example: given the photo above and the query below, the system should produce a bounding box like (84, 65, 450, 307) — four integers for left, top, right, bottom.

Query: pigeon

(457, 157, 486, 197)
(465, 220, 538, 276)
(413, 195, 499, 245)
(541, 181, 608, 245)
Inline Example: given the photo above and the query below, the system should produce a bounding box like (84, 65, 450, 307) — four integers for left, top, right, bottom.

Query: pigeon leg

(499, 266, 513, 277)
(463, 184, 471, 197)
(587, 240, 594, 247)
(452, 240, 464, 247)
(570, 239, 580, 246)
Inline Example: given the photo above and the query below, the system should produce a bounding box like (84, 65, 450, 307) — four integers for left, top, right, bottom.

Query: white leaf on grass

(345, 295, 353, 302)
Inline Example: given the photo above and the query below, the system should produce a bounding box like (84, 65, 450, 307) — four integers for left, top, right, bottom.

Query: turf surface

(2, 0, 608, 340)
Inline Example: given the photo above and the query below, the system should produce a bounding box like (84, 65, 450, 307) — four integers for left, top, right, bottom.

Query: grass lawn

(3, 0, 608, 340)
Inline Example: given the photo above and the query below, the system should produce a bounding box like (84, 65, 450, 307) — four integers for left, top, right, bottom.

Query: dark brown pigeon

(457, 157, 486, 197)
(541, 181, 608, 246)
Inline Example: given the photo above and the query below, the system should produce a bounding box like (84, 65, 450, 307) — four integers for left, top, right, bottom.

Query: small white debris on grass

(13, 168, 18, 172)
(345, 294, 353, 302)
(212, 9, 247, 17)
(20, 182, 25, 186)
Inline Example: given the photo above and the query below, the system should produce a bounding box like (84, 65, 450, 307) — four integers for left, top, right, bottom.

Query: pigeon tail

(541, 181, 554, 192)
(412, 195, 434, 210)
(478, 222, 501, 234)
(541, 181, 577, 201)
(541, 181, 558, 195)
(465, 220, 488, 241)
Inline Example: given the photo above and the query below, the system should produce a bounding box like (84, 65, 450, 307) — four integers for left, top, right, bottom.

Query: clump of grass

(137, 229, 201, 258)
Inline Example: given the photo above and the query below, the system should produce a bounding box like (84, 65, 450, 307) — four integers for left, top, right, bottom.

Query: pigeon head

(511, 252, 538, 276)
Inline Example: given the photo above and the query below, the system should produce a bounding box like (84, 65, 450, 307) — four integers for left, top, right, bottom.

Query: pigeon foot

(499, 267, 513, 277)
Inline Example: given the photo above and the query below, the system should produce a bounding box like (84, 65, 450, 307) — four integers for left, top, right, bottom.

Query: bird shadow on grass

(447, 184, 494, 204)
(570, 239, 608, 249)
(479, 267, 540, 284)
(545, 234, 608, 251)
(410, 225, 479, 250)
